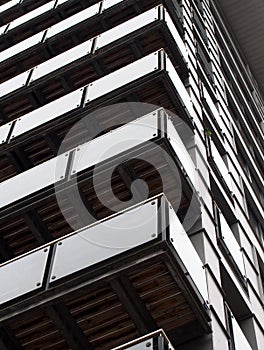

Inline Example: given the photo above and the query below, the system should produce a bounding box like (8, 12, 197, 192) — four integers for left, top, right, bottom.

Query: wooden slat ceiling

(216, 0, 264, 97)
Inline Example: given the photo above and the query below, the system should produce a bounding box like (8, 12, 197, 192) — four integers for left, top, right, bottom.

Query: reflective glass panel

(0, 31, 44, 63)
(96, 7, 158, 50)
(0, 122, 11, 144)
(30, 39, 92, 81)
(86, 51, 159, 102)
(0, 0, 20, 13)
(11, 89, 82, 138)
(165, 55, 194, 118)
(202, 85, 225, 132)
(126, 339, 154, 350)
(8, 1, 55, 31)
(0, 247, 50, 305)
(210, 142, 232, 190)
(102, 0, 124, 11)
(50, 199, 158, 282)
(166, 117, 196, 187)
(46, 3, 100, 39)
(0, 70, 29, 98)
(232, 315, 253, 350)
(71, 111, 158, 174)
(219, 212, 245, 274)
(169, 205, 208, 301)
(164, 9, 188, 61)
(0, 153, 68, 208)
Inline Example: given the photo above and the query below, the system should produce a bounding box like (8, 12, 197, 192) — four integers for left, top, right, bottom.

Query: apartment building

(0, 0, 263, 349)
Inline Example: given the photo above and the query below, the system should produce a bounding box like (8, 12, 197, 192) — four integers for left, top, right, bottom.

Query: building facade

(0, 0, 263, 349)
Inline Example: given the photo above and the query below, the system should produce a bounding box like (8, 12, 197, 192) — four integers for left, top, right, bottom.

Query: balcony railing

(0, 108, 197, 210)
(0, 46, 190, 142)
(111, 329, 173, 350)
(0, 193, 208, 308)
(0, 5, 187, 99)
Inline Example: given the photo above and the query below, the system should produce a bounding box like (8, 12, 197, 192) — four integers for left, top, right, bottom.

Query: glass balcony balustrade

(110, 329, 174, 350)
(218, 211, 245, 276)
(232, 315, 253, 350)
(5, 48, 191, 142)
(209, 141, 232, 191)
(45, 2, 101, 39)
(7, 1, 56, 32)
(0, 194, 208, 308)
(0, 0, 20, 14)
(0, 107, 196, 209)
(0, 5, 187, 99)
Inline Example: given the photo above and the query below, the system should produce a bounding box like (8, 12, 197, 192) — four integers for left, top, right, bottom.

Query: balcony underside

(0, 134, 197, 260)
(0, 239, 210, 350)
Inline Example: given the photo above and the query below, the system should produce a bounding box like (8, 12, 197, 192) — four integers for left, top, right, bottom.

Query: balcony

(0, 48, 192, 183)
(0, 194, 210, 349)
(0, 107, 198, 256)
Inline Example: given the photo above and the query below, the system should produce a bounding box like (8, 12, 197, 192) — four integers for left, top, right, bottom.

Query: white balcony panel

(56, 0, 70, 6)
(96, 7, 158, 50)
(210, 142, 232, 190)
(169, 205, 208, 301)
(0, 154, 68, 208)
(232, 315, 253, 350)
(71, 111, 158, 175)
(219, 212, 245, 275)
(0, 122, 11, 144)
(11, 89, 82, 138)
(30, 39, 92, 81)
(0, 0, 20, 14)
(202, 85, 225, 132)
(0, 70, 29, 97)
(86, 51, 159, 102)
(166, 117, 196, 187)
(126, 339, 154, 350)
(0, 247, 50, 305)
(102, 0, 124, 11)
(46, 3, 100, 39)
(0, 31, 44, 63)
(166, 56, 195, 118)
(8, 1, 55, 31)
(49, 200, 158, 282)
(164, 9, 188, 61)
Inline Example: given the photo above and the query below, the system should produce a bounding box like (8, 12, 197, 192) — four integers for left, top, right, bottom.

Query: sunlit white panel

(11, 89, 82, 138)
(0, 153, 68, 208)
(56, 0, 70, 6)
(0, 247, 49, 305)
(202, 85, 225, 132)
(71, 111, 158, 174)
(232, 315, 253, 350)
(46, 3, 100, 39)
(0, 123, 11, 144)
(30, 39, 92, 81)
(8, 1, 55, 31)
(102, 0, 124, 11)
(210, 142, 232, 190)
(126, 339, 154, 350)
(219, 212, 245, 275)
(96, 7, 158, 50)
(0, 70, 29, 98)
(165, 55, 195, 118)
(164, 9, 188, 61)
(0, 31, 44, 63)
(86, 51, 159, 102)
(0, 0, 20, 14)
(169, 206, 208, 301)
(166, 117, 196, 187)
(50, 200, 158, 282)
